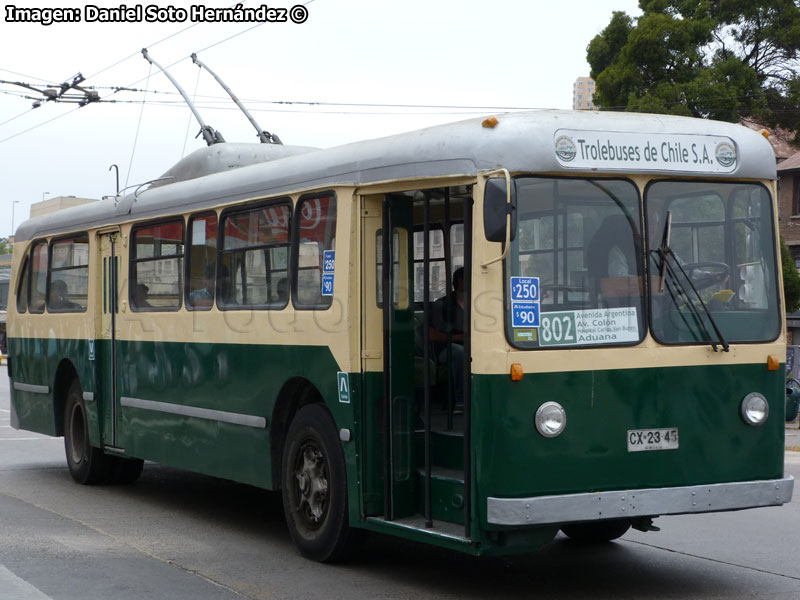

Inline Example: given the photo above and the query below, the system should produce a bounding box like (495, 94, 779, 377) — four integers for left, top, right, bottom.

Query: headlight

(740, 392, 769, 426)
(535, 401, 566, 438)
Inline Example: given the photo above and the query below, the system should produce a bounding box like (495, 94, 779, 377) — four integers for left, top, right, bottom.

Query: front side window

(646, 181, 780, 344)
(131, 220, 185, 310)
(506, 177, 644, 348)
(49, 235, 89, 312)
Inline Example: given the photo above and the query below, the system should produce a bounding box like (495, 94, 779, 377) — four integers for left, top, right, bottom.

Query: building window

(794, 175, 800, 215)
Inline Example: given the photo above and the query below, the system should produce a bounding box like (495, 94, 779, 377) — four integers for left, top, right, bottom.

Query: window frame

(47, 232, 90, 314)
(129, 216, 186, 313)
(185, 211, 219, 312)
(28, 239, 49, 315)
(292, 191, 337, 311)
(15, 253, 29, 314)
(644, 178, 781, 347)
(217, 197, 293, 311)
(503, 175, 645, 351)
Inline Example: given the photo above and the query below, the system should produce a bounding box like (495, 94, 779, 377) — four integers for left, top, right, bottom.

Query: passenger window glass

(29, 242, 48, 314)
(15, 256, 29, 314)
(132, 221, 184, 310)
(296, 194, 337, 308)
(413, 228, 447, 303)
(49, 236, 89, 312)
(220, 202, 290, 308)
(187, 214, 218, 309)
(376, 230, 400, 307)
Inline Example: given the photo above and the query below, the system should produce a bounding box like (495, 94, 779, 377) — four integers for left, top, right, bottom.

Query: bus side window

(131, 220, 185, 311)
(295, 193, 336, 309)
(15, 255, 29, 314)
(48, 235, 89, 312)
(29, 242, 48, 314)
(219, 200, 291, 309)
(186, 213, 218, 310)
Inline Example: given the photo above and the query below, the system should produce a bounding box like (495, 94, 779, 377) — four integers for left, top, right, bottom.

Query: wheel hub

(294, 444, 328, 525)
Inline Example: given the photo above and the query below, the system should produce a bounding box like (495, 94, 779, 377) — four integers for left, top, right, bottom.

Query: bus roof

(15, 110, 776, 242)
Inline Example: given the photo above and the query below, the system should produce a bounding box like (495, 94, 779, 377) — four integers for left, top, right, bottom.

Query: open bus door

(360, 194, 416, 519)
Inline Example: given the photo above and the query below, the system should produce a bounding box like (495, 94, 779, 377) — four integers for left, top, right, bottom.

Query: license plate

(627, 428, 679, 452)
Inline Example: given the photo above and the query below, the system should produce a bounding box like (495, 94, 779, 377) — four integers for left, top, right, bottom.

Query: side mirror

(483, 177, 517, 243)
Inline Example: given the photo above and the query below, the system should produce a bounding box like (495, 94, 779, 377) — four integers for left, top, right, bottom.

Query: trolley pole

(141, 48, 225, 146)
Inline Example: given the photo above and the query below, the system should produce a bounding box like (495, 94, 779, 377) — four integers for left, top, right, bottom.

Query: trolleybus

(6, 110, 793, 561)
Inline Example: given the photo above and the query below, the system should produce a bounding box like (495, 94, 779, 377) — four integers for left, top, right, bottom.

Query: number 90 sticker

(511, 302, 540, 328)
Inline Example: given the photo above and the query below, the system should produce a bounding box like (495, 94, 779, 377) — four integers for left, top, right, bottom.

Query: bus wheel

(561, 519, 632, 543)
(281, 404, 357, 562)
(64, 379, 112, 485)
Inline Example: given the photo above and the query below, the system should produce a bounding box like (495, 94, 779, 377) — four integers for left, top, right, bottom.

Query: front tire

(64, 379, 112, 484)
(281, 404, 359, 562)
(561, 519, 632, 542)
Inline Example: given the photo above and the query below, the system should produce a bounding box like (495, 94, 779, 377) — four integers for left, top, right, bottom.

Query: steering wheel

(682, 262, 730, 291)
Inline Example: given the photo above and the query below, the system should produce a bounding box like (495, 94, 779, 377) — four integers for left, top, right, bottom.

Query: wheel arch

(52, 358, 79, 436)
(270, 377, 326, 489)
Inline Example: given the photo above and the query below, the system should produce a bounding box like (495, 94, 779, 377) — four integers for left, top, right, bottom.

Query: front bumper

(487, 476, 794, 526)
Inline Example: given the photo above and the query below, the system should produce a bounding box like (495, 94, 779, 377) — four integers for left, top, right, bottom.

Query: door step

(414, 429, 464, 471)
(365, 515, 469, 544)
(416, 466, 465, 525)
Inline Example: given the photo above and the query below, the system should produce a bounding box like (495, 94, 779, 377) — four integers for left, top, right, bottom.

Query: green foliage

(781, 236, 800, 313)
(0, 238, 9, 256)
(587, 0, 800, 140)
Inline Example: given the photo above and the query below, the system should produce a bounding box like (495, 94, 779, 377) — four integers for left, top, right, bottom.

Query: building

(29, 195, 97, 220)
(573, 77, 596, 110)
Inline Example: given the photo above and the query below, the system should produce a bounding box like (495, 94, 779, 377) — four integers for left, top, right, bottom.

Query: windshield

(506, 177, 645, 348)
(646, 181, 780, 344)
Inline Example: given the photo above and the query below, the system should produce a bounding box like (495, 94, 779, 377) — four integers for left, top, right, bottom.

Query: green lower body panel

(471, 363, 786, 534)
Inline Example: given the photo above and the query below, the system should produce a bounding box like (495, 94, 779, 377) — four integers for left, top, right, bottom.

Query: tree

(0, 238, 9, 256)
(781, 236, 800, 313)
(587, 1, 800, 140)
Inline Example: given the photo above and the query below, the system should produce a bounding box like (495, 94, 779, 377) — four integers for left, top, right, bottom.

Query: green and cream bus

(6, 110, 793, 561)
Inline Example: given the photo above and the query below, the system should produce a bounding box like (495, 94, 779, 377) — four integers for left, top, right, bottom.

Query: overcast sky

(0, 0, 642, 237)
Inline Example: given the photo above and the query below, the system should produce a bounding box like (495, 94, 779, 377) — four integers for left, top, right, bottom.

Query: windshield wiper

(654, 212, 729, 352)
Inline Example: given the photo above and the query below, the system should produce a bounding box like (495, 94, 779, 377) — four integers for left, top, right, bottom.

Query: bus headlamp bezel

(535, 401, 567, 438)
(740, 392, 769, 426)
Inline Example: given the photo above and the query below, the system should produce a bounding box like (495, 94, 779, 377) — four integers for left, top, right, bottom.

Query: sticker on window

(510, 276, 540, 328)
(539, 307, 639, 347)
(321, 250, 335, 296)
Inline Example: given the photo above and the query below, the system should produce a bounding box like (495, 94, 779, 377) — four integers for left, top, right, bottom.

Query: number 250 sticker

(510, 276, 539, 301)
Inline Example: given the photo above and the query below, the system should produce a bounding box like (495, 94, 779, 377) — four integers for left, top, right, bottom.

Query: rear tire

(281, 404, 360, 562)
(64, 379, 113, 485)
(561, 519, 632, 543)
